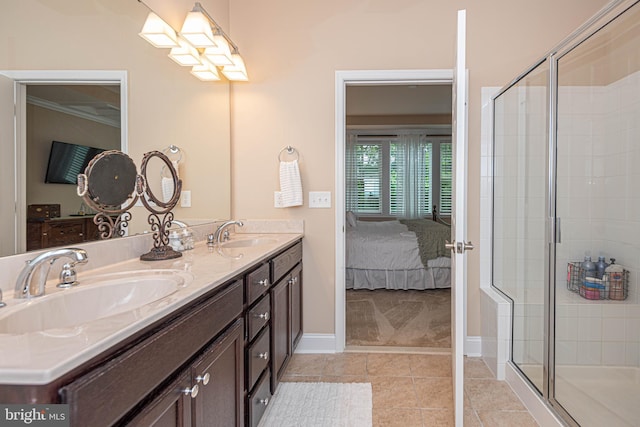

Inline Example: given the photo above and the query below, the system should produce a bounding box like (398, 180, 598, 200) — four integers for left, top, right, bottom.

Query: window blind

(439, 142, 452, 215)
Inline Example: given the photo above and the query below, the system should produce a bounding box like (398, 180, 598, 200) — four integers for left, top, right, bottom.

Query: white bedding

(346, 220, 451, 290)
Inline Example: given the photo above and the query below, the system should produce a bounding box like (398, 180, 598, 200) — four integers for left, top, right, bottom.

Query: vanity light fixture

(221, 53, 249, 81)
(191, 60, 221, 81)
(138, 1, 248, 82)
(168, 39, 202, 66)
(139, 12, 179, 48)
(180, 11, 216, 48)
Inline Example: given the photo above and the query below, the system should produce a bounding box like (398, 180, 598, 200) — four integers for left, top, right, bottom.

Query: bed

(345, 217, 452, 290)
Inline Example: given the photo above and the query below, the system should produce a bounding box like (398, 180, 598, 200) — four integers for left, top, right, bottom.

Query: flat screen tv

(45, 140, 106, 185)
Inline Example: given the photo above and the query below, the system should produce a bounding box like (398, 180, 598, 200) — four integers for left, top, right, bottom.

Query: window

(346, 131, 451, 218)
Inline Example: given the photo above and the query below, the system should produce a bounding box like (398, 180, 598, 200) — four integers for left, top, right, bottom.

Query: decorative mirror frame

(137, 150, 183, 261)
(77, 150, 139, 240)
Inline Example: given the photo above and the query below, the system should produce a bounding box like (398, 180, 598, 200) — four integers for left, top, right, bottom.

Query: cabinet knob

(259, 397, 269, 406)
(254, 312, 270, 321)
(258, 278, 269, 287)
(183, 384, 199, 398)
(258, 351, 269, 360)
(288, 278, 294, 285)
(196, 372, 210, 385)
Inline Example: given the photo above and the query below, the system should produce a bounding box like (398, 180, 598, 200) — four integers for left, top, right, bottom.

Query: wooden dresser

(27, 216, 101, 251)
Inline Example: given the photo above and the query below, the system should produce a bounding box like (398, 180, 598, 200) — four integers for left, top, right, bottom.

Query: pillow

(346, 211, 357, 228)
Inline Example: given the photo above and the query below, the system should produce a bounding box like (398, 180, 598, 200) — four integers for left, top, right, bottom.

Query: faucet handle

(57, 262, 80, 288)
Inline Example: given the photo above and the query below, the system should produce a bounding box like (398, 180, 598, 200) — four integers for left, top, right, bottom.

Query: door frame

(334, 69, 457, 352)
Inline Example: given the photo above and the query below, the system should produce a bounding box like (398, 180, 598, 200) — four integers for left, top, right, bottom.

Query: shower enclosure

(492, 0, 640, 425)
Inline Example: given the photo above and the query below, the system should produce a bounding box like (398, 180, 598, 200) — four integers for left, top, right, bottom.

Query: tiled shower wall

(555, 71, 640, 368)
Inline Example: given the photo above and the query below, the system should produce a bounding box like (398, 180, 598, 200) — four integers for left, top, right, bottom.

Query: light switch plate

(180, 190, 191, 207)
(274, 191, 284, 208)
(309, 191, 331, 208)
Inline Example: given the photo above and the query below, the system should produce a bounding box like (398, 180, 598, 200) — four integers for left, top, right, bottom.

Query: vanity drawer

(246, 263, 270, 306)
(247, 294, 270, 342)
(271, 241, 302, 284)
(246, 326, 270, 392)
(248, 369, 272, 427)
(60, 280, 243, 427)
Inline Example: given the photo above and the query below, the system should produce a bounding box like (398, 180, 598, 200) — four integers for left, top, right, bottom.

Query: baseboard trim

(295, 333, 337, 353)
(465, 336, 482, 357)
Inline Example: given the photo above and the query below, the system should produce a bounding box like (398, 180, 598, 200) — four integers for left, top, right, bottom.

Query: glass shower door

(553, 2, 640, 425)
(492, 60, 549, 393)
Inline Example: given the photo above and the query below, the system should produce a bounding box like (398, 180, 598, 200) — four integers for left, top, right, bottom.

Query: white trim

(465, 336, 482, 357)
(26, 95, 121, 128)
(505, 362, 564, 427)
(295, 334, 337, 354)
(335, 69, 455, 355)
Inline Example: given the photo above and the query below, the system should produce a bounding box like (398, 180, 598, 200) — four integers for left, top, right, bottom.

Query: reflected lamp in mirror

(77, 150, 139, 239)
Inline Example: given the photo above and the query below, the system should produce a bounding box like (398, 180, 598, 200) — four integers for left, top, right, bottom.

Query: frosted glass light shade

(180, 11, 216, 48)
(221, 54, 249, 81)
(203, 35, 233, 66)
(139, 12, 179, 48)
(191, 60, 221, 81)
(168, 39, 202, 66)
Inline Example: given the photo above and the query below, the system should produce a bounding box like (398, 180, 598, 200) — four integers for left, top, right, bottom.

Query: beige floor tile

(373, 407, 423, 427)
(421, 408, 454, 426)
(284, 354, 327, 376)
(465, 379, 526, 411)
(370, 376, 419, 409)
(463, 408, 482, 427)
(279, 375, 321, 383)
(410, 354, 452, 378)
(414, 377, 453, 409)
(464, 357, 494, 378)
(476, 410, 539, 427)
(322, 352, 368, 376)
(367, 353, 412, 376)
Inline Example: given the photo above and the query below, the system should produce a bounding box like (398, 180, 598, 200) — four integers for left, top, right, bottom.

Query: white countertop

(0, 233, 302, 385)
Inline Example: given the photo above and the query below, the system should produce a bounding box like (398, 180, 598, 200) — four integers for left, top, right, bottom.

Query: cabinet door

(191, 319, 244, 427)
(270, 278, 290, 392)
(290, 265, 303, 349)
(125, 372, 192, 427)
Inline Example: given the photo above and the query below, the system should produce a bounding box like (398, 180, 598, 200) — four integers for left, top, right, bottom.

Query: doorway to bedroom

(343, 83, 453, 351)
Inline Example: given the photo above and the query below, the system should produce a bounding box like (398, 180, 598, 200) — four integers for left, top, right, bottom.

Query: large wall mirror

(0, 0, 232, 257)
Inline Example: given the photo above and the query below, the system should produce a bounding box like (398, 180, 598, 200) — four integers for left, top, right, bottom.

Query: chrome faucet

(212, 220, 244, 244)
(0, 288, 6, 308)
(14, 248, 89, 299)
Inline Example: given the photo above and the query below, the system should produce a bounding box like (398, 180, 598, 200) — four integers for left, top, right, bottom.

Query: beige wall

(0, 0, 232, 246)
(228, 0, 610, 337)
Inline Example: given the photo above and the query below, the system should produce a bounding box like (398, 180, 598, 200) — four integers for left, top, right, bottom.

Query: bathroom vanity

(0, 235, 303, 427)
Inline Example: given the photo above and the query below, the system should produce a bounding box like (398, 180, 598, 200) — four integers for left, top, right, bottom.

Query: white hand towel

(279, 159, 303, 207)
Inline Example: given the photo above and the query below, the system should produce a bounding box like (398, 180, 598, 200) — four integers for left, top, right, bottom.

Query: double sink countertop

(0, 233, 302, 385)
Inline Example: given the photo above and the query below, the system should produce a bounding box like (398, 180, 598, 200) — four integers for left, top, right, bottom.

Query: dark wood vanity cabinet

(0, 238, 303, 427)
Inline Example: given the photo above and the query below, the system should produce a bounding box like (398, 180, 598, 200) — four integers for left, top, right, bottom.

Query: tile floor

(281, 352, 539, 427)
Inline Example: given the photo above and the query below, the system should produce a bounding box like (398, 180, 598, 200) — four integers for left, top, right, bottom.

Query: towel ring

(278, 145, 299, 162)
(162, 144, 183, 163)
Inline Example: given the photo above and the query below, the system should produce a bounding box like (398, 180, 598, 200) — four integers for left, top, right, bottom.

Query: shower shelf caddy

(566, 262, 629, 301)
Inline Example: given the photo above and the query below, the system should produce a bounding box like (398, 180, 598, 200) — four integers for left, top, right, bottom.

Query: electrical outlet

(180, 190, 191, 207)
(309, 191, 331, 208)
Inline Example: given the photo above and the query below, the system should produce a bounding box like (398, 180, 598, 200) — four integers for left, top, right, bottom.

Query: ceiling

(27, 84, 121, 128)
(346, 84, 452, 116)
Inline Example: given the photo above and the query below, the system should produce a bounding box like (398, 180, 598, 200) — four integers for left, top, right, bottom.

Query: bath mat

(258, 382, 372, 427)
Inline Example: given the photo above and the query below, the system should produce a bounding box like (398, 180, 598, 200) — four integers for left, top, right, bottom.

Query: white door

(0, 74, 16, 256)
(450, 9, 469, 427)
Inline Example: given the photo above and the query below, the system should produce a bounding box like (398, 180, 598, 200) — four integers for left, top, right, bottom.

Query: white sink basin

(0, 269, 192, 335)
(220, 237, 277, 249)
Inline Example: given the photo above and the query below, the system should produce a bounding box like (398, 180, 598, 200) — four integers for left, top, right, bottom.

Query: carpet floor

(258, 382, 372, 427)
(346, 288, 451, 348)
